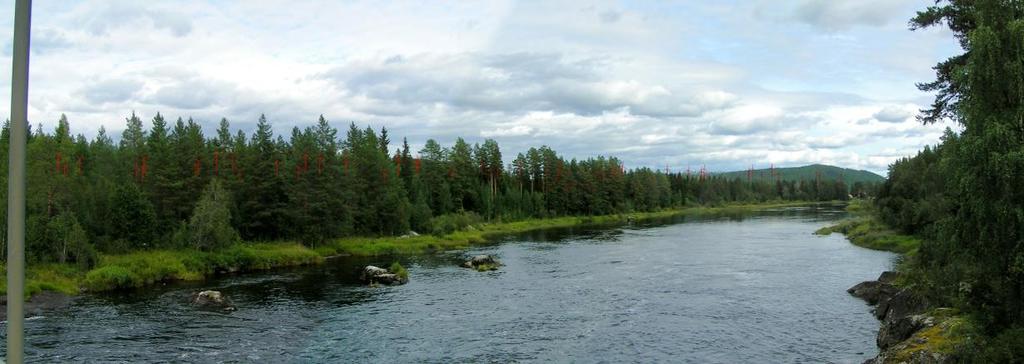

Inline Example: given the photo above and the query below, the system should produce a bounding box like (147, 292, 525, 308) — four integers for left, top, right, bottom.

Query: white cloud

(708, 104, 785, 135)
(482, 125, 533, 137)
(873, 105, 916, 123)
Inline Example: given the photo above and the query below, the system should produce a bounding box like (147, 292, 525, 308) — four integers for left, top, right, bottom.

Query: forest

(869, 0, 1024, 360)
(0, 112, 856, 269)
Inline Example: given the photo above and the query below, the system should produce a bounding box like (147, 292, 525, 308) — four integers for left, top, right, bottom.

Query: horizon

(0, 0, 960, 176)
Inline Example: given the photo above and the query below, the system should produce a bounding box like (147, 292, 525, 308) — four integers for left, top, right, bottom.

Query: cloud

(708, 104, 785, 135)
(80, 2, 193, 37)
(481, 125, 534, 137)
(318, 52, 736, 120)
(32, 28, 74, 53)
(78, 78, 143, 104)
(599, 10, 623, 24)
(147, 78, 235, 110)
(788, 0, 918, 31)
(873, 105, 915, 123)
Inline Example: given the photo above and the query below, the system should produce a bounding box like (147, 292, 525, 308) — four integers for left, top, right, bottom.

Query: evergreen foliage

(1, 114, 851, 267)
(872, 0, 1024, 359)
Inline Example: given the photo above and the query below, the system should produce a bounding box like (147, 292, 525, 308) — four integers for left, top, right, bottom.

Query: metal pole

(8, 0, 32, 362)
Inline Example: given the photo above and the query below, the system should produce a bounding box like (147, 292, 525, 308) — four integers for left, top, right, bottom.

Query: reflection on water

(2, 204, 890, 363)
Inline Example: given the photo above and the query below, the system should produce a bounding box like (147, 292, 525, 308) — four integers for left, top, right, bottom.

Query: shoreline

(3, 200, 834, 301)
(817, 201, 962, 363)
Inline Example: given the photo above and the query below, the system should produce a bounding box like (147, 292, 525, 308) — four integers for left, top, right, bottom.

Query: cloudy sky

(0, 0, 960, 175)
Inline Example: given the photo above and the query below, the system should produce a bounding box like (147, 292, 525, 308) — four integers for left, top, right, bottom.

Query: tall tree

(236, 114, 289, 240)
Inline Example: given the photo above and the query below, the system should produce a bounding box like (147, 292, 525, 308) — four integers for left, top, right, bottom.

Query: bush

(389, 261, 409, 280)
(970, 328, 1024, 363)
(29, 209, 100, 269)
(186, 179, 240, 251)
(409, 198, 433, 234)
(83, 266, 139, 291)
(430, 212, 483, 236)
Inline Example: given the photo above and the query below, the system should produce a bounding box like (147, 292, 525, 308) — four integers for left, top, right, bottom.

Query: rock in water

(192, 290, 235, 311)
(461, 254, 501, 271)
(359, 265, 408, 286)
(360, 265, 389, 281)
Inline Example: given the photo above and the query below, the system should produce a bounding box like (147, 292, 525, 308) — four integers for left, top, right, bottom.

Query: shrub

(430, 212, 483, 236)
(409, 198, 433, 234)
(186, 179, 240, 251)
(970, 327, 1024, 363)
(389, 261, 409, 280)
(83, 266, 139, 291)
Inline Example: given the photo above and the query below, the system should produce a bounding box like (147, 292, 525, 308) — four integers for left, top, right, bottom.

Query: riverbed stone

(359, 265, 408, 285)
(461, 255, 501, 270)
(192, 290, 235, 311)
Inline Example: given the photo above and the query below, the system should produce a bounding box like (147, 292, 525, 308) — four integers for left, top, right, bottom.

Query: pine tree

(236, 114, 289, 240)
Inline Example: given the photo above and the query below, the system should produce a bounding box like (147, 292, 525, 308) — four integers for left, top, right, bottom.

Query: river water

(2, 205, 893, 363)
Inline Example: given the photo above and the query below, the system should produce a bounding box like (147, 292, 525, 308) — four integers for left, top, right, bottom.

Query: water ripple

(2, 208, 890, 363)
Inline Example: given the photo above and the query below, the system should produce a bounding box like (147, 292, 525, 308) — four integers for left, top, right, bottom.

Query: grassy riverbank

(3, 200, 827, 297)
(816, 201, 987, 361)
(317, 200, 820, 257)
(814, 199, 921, 254)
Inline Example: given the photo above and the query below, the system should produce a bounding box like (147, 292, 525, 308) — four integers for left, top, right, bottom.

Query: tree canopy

(0, 113, 857, 268)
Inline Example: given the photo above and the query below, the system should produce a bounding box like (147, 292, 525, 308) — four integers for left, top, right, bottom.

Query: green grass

(316, 200, 829, 257)
(389, 262, 409, 280)
(815, 200, 921, 254)
(0, 263, 83, 298)
(5, 200, 828, 298)
(82, 242, 322, 291)
(815, 217, 921, 254)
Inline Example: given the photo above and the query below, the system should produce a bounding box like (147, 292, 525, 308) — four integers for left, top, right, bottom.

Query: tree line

(873, 0, 1024, 359)
(0, 113, 856, 268)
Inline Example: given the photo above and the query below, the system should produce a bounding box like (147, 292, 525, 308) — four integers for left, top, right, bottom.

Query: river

(2, 205, 893, 363)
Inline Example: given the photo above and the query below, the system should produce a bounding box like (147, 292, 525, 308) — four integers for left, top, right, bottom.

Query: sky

(0, 0, 961, 176)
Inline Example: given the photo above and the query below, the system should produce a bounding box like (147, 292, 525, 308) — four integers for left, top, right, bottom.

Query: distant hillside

(715, 164, 885, 185)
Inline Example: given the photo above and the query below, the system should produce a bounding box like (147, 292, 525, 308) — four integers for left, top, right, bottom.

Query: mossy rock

(873, 310, 964, 364)
(474, 263, 500, 272)
(461, 255, 502, 271)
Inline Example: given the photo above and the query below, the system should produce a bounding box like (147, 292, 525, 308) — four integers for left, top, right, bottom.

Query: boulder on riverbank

(192, 290, 235, 311)
(398, 231, 420, 238)
(852, 272, 959, 364)
(461, 255, 501, 271)
(359, 265, 409, 286)
(864, 310, 962, 364)
(877, 271, 899, 284)
(848, 280, 900, 305)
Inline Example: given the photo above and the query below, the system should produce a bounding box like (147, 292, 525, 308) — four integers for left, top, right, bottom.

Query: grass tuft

(389, 262, 409, 280)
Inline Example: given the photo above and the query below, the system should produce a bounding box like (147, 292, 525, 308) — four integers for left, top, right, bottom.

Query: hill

(715, 164, 885, 185)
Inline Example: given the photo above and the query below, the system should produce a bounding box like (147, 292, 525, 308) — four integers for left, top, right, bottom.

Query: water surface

(3, 205, 892, 363)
